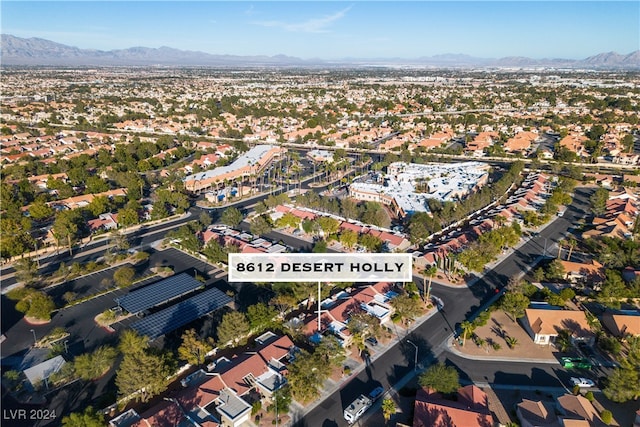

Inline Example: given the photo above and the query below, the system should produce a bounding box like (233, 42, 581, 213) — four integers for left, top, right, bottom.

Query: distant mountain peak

(1, 34, 639, 69)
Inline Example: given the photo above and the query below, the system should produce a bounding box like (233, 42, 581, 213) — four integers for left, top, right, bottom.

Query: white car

(570, 377, 595, 388)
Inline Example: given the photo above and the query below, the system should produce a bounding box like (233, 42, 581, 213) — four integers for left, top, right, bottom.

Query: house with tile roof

(601, 312, 640, 338)
(556, 394, 608, 427)
(522, 308, 594, 346)
(558, 259, 605, 284)
(516, 399, 561, 427)
(517, 394, 608, 427)
(127, 333, 295, 427)
(413, 385, 494, 427)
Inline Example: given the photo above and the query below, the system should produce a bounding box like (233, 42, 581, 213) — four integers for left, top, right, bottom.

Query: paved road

(295, 187, 592, 427)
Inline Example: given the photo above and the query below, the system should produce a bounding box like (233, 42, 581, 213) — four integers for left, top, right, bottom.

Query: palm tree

(505, 336, 519, 349)
(352, 332, 367, 356)
(460, 320, 474, 347)
(566, 237, 577, 261)
(423, 265, 437, 302)
(381, 398, 396, 423)
(557, 238, 566, 259)
(555, 329, 573, 352)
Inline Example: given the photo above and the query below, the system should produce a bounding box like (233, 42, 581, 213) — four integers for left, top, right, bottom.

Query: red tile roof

(413, 386, 492, 427)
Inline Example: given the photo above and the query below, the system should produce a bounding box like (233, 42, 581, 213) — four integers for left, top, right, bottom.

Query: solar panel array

(130, 287, 232, 339)
(116, 273, 203, 314)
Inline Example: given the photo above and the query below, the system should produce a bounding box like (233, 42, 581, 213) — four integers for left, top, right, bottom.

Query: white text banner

(228, 253, 413, 282)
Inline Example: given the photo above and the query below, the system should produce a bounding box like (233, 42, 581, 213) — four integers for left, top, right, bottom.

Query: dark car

(366, 337, 379, 346)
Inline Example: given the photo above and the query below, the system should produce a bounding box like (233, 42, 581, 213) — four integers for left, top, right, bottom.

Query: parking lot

(1, 247, 227, 365)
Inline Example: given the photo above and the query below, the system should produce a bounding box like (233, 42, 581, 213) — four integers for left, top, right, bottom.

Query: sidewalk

(287, 302, 441, 425)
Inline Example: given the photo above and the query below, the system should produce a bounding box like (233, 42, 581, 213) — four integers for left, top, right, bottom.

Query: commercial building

(349, 162, 489, 217)
(184, 144, 284, 193)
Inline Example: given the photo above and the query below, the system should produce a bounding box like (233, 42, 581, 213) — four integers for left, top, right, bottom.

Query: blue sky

(2, 1, 638, 59)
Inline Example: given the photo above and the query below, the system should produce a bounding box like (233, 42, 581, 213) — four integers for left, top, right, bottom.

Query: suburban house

(413, 385, 494, 427)
(558, 260, 605, 284)
(87, 212, 119, 232)
(601, 312, 640, 338)
(303, 282, 397, 346)
(522, 308, 594, 346)
(556, 394, 608, 427)
(115, 332, 294, 427)
(516, 399, 560, 427)
(517, 394, 608, 427)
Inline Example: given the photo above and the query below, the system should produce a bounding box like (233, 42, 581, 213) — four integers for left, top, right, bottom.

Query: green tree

(217, 311, 250, 346)
(545, 259, 566, 280)
(312, 239, 328, 253)
(460, 320, 475, 347)
(52, 209, 82, 255)
(29, 199, 54, 221)
(600, 409, 613, 425)
(391, 294, 422, 326)
(339, 229, 358, 249)
(61, 406, 105, 427)
(287, 350, 324, 402)
(85, 176, 110, 194)
(87, 195, 110, 217)
(117, 207, 139, 227)
(220, 207, 243, 228)
(199, 211, 212, 228)
(418, 363, 460, 394)
(603, 366, 640, 402)
(178, 329, 213, 365)
(74, 346, 118, 380)
(116, 349, 172, 402)
(118, 330, 149, 355)
(500, 291, 530, 322)
(0, 217, 34, 259)
(317, 216, 340, 236)
(589, 187, 609, 216)
(276, 212, 301, 229)
(340, 198, 359, 219)
(423, 265, 437, 301)
(555, 329, 573, 352)
(314, 335, 346, 369)
(13, 257, 38, 284)
(505, 336, 519, 349)
(382, 398, 395, 422)
(15, 290, 55, 321)
(250, 215, 272, 237)
(359, 233, 382, 252)
(247, 303, 277, 333)
(113, 266, 135, 288)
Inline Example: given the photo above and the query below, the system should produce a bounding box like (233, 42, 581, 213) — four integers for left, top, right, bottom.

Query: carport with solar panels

(114, 273, 233, 339)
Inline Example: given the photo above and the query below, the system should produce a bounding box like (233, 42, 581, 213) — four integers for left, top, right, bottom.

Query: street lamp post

(30, 329, 37, 347)
(407, 340, 418, 372)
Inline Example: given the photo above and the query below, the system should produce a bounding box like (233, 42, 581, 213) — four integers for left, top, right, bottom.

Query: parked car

(570, 377, 595, 388)
(431, 295, 444, 310)
(368, 386, 385, 401)
(561, 357, 592, 370)
(365, 337, 379, 346)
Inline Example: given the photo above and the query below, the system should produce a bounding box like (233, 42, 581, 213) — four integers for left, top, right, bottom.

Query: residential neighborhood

(1, 60, 639, 427)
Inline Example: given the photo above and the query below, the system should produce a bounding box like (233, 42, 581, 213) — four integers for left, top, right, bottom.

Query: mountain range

(2, 34, 639, 69)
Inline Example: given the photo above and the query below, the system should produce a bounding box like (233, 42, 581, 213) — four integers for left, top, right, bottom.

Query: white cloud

(254, 6, 351, 33)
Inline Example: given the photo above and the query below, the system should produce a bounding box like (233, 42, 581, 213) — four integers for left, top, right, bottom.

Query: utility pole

(407, 340, 418, 372)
